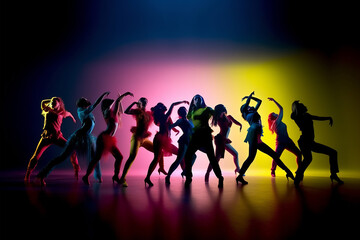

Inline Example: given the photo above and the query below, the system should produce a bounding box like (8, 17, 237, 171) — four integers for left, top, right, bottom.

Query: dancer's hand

(268, 97, 274, 102)
(183, 100, 189, 105)
(329, 117, 333, 126)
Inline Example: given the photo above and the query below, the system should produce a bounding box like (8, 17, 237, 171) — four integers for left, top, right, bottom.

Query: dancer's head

(212, 104, 227, 126)
(76, 97, 91, 108)
(151, 102, 167, 125)
(189, 94, 206, 113)
(268, 112, 278, 134)
(178, 106, 187, 119)
(291, 100, 307, 119)
(240, 104, 255, 114)
(101, 98, 114, 113)
(50, 97, 65, 112)
(138, 97, 148, 109)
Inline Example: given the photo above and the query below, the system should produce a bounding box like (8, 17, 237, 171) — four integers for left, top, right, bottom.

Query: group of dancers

(24, 91, 343, 188)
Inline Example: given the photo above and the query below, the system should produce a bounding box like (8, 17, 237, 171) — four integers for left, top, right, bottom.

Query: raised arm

(88, 91, 110, 113)
(241, 91, 254, 111)
(268, 97, 283, 122)
(165, 101, 189, 119)
(243, 92, 262, 111)
(124, 102, 139, 115)
(114, 92, 134, 115)
(41, 99, 51, 111)
(310, 114, 333, 126)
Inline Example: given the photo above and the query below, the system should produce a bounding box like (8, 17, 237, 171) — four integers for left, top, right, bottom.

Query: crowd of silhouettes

(26, 91, 343, 188)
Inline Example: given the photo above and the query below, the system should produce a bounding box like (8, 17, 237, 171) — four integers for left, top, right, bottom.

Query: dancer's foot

(165, 176, 170, 185)
(204, 172, 210, 183)
(236, 175, 248, 185)
(82, 175, 90, 185)
(218, 177, 224, 188)
(112, 175, 121, 184)
(158, 168, 168, 175)
(330, 173, 344, 184)
(144, 177, 154, 187)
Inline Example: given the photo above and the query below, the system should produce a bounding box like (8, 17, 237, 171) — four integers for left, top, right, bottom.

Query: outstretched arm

(165, 101, 189, 119)
(310, 114, 333, 126)
(268, 97, 283, 122)
(88, 91, 110, 113)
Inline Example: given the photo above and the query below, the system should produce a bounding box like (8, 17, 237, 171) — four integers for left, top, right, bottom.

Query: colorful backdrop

(2, 1, 360, 177)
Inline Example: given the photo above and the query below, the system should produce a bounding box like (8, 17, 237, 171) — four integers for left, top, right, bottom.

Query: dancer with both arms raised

(82, 91, 133, 185)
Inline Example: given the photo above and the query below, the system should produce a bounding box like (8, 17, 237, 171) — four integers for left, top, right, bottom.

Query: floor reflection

(1, 171, 360, 239)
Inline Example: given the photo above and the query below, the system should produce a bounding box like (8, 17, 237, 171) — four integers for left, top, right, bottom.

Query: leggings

(271, 139, 301, 171)
(120, 134, 165, 180)
(184, 130, 223, 180)
(146, 133, 178, 179)
(27, 135, 78, 175)
(37, 132, 100, 179)
(239, 141, 291, 176)
(297, 137, 338, 176)
(167, 142, 196, 177)
(86, 133, 123, 178)
(206, 143, 239, 174)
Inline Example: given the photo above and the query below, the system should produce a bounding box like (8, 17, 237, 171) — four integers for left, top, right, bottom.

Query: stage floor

(1, 170, 360, 240)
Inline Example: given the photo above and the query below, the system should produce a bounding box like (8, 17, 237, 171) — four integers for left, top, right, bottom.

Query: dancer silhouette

(184, 94, 224, 188)
(165, 106, 196, 184)
(144, 101, 188, 187)
(25, 97, 78, 182)
(291, 100, 343, 186)
(268, 98, 302, 177)
(36, 92, 109, 185)
(82, 92, 133, 185)
(119, 98, 165, 187)
(236, 91, 294, 185)
(205, 104, 242, 182)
